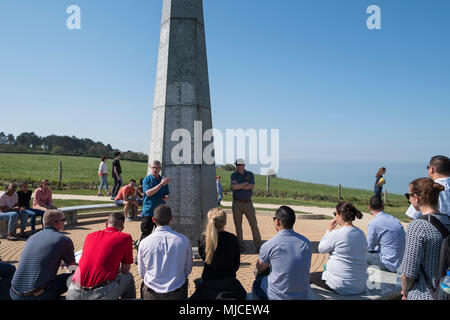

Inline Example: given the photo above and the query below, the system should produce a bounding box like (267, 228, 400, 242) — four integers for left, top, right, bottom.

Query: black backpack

(419, 214, 450, 300)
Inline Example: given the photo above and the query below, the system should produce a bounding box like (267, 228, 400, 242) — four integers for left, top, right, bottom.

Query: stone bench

(246, 267, 402, 300)
(308, 266, 402, 300)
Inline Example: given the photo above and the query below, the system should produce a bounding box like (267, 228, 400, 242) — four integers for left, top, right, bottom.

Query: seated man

(0, 261, 16, 300)
(138, 204, 192, 300)
(17, 182, 45, 233)
(367, 196, 406, 272)
(252, 206, 313, 300)
(114, 180, 139, 222)
(66, 212, 136, 300)
(10, 210, 76, 300)
(0, 183, 29, 240)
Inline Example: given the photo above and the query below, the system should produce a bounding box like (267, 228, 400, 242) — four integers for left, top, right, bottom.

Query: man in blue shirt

(252, 206, 313, 300)
(231, 159, 261, 253)
(139, 160, 170, 243)
(367, 196, 406, 272)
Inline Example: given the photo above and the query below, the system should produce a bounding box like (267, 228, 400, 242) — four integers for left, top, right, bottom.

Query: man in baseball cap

(230, 159, 262, 253)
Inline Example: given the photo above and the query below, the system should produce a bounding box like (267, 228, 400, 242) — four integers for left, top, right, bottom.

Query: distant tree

(16, 132, 42, 150)
(6, 134, 16, 146)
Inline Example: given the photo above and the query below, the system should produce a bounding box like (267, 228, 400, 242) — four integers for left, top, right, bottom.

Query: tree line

(0, 132, 148, 162)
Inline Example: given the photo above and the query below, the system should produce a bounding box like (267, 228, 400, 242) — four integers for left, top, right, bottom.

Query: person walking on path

(231, 159, 262, 253)
(137, 205, 192, 300)
(97, 155, 111, 197)
(367, 196, 406, 273)
(406, 155, 450, 221)
(111, 152, 123, 199)
(252, 206, 312, 300)
(139, 160, 170, 243)
(374, 167, 386, 199)
(399, 178, 450, 300)
(66, 212, 135, 300)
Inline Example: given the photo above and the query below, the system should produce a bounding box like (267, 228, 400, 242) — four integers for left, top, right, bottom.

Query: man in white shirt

(405, 155, 450, 220)
(137, 204, 192, 300)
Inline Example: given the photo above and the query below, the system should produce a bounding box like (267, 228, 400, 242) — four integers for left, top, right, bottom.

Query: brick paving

(0, 210, 368, 298)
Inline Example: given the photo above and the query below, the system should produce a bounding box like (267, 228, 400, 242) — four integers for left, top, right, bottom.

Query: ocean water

(245, 160, 427, 195)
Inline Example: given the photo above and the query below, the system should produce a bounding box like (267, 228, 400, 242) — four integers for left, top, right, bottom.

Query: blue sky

(0, 0, 449, 169)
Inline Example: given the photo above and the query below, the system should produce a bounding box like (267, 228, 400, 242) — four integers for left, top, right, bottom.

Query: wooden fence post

(58, 161, 63, 189)
(266, 175, 271, 196)
(384, 190, 387, 203)
(338, 184, 342, 200)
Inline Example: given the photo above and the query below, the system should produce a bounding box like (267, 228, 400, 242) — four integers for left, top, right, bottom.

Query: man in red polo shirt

(114, 179, 139, 222)
(66, 212, 136, 300)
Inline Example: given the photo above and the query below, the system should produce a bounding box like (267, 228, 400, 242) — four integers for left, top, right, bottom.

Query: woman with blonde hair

(399, 177, 450, 300)
(190, 207, 246, 300)
(374, 167, 386, 198)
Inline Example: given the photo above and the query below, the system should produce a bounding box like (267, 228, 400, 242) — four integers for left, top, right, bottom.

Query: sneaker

(97, 193, 104, 197)
(125, 218, 133, 222)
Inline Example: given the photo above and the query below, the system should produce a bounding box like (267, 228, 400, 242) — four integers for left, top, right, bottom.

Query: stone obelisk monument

(148, 0, 217, 245)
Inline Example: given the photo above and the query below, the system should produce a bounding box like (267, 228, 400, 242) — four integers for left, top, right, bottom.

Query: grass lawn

(0, 153, 411, 222)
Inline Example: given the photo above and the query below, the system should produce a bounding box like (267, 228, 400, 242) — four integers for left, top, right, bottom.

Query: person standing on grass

(17, 182, 45, 233)
(216, 176, 223, 206)
(111, 152, 123, 199)
(32, 179, 57, 212)
(374, 167, 386, 199)
(97, 155, 111, 197)
(231, 159, 261, 253)
(139, 160, 170, 243)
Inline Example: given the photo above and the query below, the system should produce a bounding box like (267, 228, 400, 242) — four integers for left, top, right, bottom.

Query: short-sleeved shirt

(115, 185, 135, 201)
(17, 190, 32, 208)
(142, 174, 169, 217)
(12, 226, 75, 293)
(0, 192, 18, 210)
(259, 229, 313, 300)
(33, 187, 52, 208)
(98, 161, 108, 175)
(72, 227, 133, 287)
(231, 170, 255, 201)
(367, 211, 406, 272)
(112, 159, 122, 177)
(398, 213, 450, 300)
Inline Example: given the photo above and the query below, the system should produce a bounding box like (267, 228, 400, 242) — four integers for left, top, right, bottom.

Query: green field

(0, 152, 411, 222)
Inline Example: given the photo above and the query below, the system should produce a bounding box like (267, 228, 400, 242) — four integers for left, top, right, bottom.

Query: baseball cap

(235, 159, 245, 165)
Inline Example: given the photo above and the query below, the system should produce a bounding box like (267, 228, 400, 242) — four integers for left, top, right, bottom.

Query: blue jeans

(10, 273, 71, 300)
(0, 211, 19, 233)
(98, 175, 109, 192)
(0, 263, 15, 300)
(217, 193, 223, 204)
(251, 275, 269, 300)
(22, 208, 45, 230)
(367, 252, 390, 272)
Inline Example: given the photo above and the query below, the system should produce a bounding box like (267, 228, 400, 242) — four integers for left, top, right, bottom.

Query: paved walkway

(0, 193, 408, 298)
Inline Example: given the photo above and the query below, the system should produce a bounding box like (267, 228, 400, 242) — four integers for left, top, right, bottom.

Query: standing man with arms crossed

(139, 160, 170, 244)
(231, 159, 262, 253)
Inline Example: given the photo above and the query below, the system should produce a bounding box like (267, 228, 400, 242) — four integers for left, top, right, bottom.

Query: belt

(73, 280, 111, 291)
(234, 199, 251, 203)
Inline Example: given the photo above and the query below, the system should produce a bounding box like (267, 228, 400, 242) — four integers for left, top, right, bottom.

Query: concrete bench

(60, 203, 120, 225)
(308, 266, 402, 300)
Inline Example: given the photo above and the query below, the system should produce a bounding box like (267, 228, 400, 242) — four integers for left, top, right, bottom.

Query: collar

(155, 225, 172, 232)
(105, 227, 120, 232)
(44, 226, 59, 232)
(236, 170, 247, 176)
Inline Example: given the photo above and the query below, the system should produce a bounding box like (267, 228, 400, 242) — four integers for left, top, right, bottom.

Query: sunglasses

(55, 218, 66, 223)
(272, 217, 278, 221)
(404, 193, 415, 200)
(333, 212, 339, 217)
